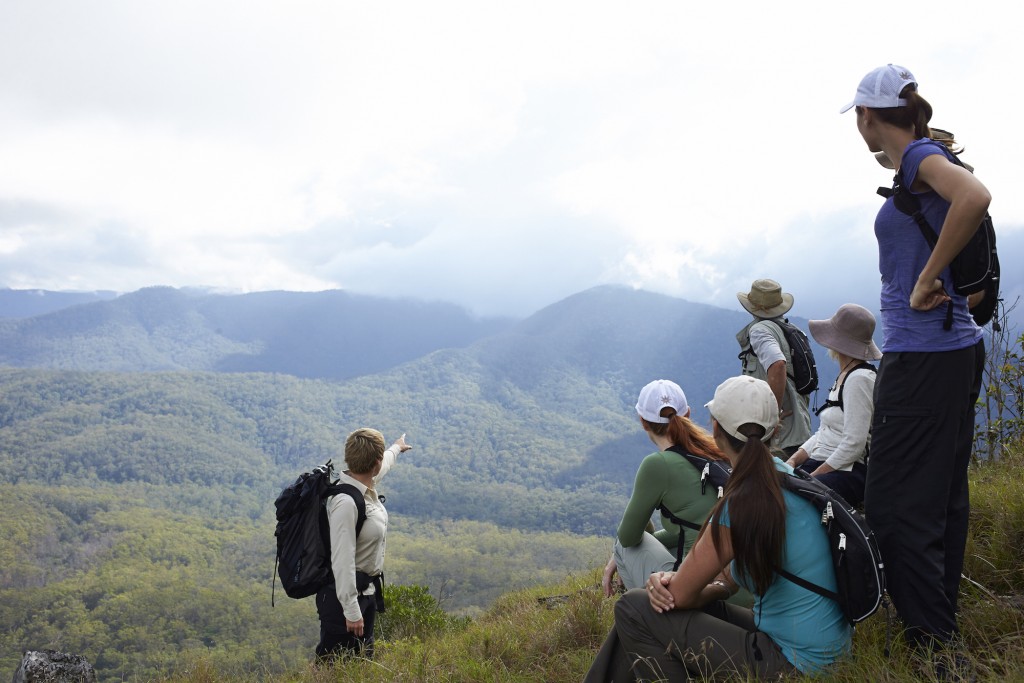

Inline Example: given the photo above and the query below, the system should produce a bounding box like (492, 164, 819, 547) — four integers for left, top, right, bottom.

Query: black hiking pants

(315, 585, 377, 661)
(864, 340, 984, 649)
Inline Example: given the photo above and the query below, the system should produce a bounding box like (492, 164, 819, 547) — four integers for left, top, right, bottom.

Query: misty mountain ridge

(0, 284, 839, 532)
(0, 284, 838, 414)
(0, 286, 516, 380)
(0, 284, 844, 426)
(0, 287, 119, 318)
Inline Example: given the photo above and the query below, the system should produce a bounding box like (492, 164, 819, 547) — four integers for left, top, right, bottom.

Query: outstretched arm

(393, 433, 412, 453)
(376, 434, 412, 481)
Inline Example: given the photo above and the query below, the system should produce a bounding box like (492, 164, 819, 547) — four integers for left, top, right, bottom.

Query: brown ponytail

(642, 409, 725, 461)
(868, 84, 934, 140)
(704, 424, 787, 595)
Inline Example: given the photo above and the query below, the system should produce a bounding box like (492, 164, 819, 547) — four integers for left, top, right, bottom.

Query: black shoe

(931, 652, 976, 683)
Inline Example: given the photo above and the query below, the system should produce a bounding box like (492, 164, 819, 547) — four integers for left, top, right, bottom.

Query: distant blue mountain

(0, 286, 516, 380)
(0, 288, 119, 318)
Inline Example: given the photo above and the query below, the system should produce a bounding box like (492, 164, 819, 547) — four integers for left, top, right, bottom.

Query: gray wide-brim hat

(737, 279, 794, 319)
(808, 303, 882, 361)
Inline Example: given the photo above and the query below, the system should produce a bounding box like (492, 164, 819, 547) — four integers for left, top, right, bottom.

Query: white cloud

(0, 0, 1022, 319)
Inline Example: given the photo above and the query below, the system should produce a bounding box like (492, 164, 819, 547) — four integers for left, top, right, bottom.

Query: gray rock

(12, 651, 96, 683)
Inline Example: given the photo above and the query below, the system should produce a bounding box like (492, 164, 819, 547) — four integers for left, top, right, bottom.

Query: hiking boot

(928, 652, 977, 683)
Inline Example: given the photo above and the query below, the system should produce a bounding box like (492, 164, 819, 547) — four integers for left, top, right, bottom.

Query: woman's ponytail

(644, 410, 725, 462)
(904, 87, 934, 139)
(707, 424, 786, 595)
(668, 414, 723, 461)
(872, 85, 934, 140)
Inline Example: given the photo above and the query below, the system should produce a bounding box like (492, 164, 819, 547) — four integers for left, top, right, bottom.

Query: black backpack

(657, 446, 732, 570)
(878, 146, 1000, 330)
(776, 469, 886, 625)
(740, 318, 819, 395)
(272, 460, 366, 604)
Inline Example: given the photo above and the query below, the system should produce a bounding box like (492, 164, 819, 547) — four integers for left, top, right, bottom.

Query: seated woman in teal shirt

(601, 379, 733, 598)
(587, 376, 851, 681)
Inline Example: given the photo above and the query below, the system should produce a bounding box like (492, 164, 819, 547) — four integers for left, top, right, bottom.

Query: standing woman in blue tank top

(840, 65, 989, 662)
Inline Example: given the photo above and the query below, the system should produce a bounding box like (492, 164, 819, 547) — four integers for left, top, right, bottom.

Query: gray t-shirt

(737, 318, 812, 450)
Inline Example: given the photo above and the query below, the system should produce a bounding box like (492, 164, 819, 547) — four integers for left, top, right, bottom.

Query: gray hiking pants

(585, 588, 795, 682)
(613, 534, 676, 591)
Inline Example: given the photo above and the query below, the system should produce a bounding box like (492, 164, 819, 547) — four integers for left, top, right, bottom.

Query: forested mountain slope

(1, 286, 830, 532)
(0, 286, 514, 379)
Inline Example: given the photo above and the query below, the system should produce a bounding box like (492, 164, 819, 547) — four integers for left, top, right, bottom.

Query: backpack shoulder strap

(880, 167, 934, 240)
(816, 361, 876, 416)
(665, 445, 712, 484)
(776, 566, 841, 602)
(879, 166, 956, 329)
(775, 473, 841, 602)
(761, 318, 790, 356)
(326, 482, 367, 537)
(770, 319, 809, 391)
(836, 362, 876, 409)
(659, 445, 718, 570)
(660, 446, 708, 533)
(740, 319, 791, 373)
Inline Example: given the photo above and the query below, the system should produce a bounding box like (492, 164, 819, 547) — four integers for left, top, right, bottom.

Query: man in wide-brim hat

(734, 279, 812, 456)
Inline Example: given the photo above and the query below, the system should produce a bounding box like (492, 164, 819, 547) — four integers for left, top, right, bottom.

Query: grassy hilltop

(147, 443, 1024, 683)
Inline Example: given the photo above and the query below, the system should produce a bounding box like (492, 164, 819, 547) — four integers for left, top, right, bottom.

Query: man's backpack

(272, 460, 366, 605)
(878, 146, 1001, 330)
(776, 469, 886, 625)
(740, 318, 819, 395)
(657, 446, 733, 570)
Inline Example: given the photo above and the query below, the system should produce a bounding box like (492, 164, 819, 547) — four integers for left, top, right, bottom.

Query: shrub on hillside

(376, 584, 469, 642)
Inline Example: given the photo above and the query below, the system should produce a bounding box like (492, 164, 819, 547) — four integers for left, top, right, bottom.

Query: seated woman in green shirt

(601, 379, 746, 606)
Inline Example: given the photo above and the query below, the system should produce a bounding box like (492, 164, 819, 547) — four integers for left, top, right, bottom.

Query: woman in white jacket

(786, 304, 881, 507)
(315, 428, 411, 661)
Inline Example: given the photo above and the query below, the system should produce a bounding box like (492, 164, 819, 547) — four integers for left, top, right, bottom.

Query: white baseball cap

(840, 64, 917, 114)
(635, 379, 688, 424)
(704, 376, 778, 443)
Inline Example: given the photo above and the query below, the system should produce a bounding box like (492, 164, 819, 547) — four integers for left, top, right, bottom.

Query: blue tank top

(874, 138, 983, 352)
(721, 459, 851, 672)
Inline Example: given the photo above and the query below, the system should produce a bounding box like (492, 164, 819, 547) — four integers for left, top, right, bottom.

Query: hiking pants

(584, 588, 795, 682)
(864, 340, 984, 648)
(800, 459, 867, 508)
(612, 534, 676, 591)
(315, 586, 377, 661)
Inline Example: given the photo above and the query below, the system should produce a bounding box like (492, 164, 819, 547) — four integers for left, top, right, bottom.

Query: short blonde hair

(345, 428, 386, 474)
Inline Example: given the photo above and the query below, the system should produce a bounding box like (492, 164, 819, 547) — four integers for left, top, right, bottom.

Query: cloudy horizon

(2, 1, 1021, 321)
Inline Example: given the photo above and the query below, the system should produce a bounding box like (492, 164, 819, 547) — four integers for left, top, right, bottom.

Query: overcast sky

(1, 1, 1021, 321)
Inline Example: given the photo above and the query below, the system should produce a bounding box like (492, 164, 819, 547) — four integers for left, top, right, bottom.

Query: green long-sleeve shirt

(616, 449, 719, 556)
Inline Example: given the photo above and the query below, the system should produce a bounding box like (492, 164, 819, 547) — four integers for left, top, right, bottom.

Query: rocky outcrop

(12, 651, 95, 683)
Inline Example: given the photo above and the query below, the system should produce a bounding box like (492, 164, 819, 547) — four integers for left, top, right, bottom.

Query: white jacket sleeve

(823, 371, 875, 471)
(800, 432, 819, 456)
(326, 492, 362, 622)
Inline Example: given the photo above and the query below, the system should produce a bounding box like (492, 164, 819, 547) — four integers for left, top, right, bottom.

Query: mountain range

(0, 283, 839, 421)
(0, 284, 840, 530)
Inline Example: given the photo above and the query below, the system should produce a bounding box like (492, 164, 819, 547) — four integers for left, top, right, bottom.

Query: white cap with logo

(635, 379, 688, 424)
(840, 64, 917, 114)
